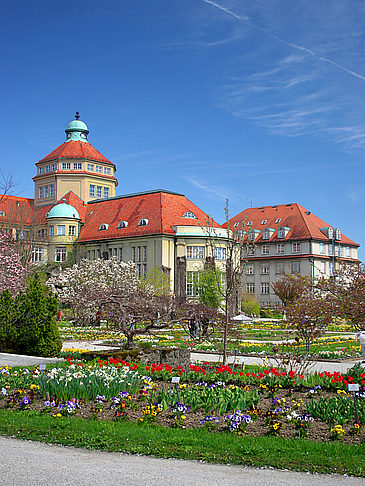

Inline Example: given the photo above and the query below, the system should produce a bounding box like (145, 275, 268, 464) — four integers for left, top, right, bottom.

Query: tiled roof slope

(0, 195, 34, 225)
(38, 140, 114, 166)
(32, 192, 88, 225)
(226, 203, 358, 246)
(78, 190, 220, 242)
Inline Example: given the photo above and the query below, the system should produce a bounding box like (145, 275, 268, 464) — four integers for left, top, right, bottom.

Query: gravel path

(0, 436, 363, 486)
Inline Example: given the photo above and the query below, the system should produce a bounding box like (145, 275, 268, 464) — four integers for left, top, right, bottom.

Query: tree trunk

(126, 333, 134, 349)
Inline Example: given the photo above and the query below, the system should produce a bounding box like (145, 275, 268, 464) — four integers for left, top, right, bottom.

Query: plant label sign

(171, 376, 180, 384)
(348, 384, 359, 392)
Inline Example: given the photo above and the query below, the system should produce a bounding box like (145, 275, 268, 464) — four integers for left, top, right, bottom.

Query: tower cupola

(65, 112, 89, 142)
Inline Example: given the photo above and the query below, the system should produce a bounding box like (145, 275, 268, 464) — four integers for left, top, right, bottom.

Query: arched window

(183, 211, 197, 219)
(138, 218, 149, 227)
(117, 221, 128, 229)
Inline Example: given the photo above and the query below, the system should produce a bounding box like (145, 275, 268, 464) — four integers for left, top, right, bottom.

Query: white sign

(39, 364, 46, 371)
(171, 376, 180, 384)
(348, 384, 360, 392)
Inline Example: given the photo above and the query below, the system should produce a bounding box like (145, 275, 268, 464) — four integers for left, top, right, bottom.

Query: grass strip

(0, 410, 364, 477)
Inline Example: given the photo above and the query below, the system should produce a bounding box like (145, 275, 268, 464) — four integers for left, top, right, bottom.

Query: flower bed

(1, 360, 365, 446)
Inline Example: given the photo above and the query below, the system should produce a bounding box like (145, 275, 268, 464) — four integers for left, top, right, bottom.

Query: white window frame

(96, 186, 102, 198)
(260, 283, 270, 294)
(96, 165, 103, 173)
(32, 247, 43, 263)
(262, 244, 269, 255)
(186, 246, 205, 259)
(214, 247, 226, 260)
(57, 225, 65, 236)
(103, 187, 109, 198)
(260, 263, 270, 275)
(68, 225, 76, 236)
(89, 185, 95, 198)
(277, 244, 284, 254)
(292, 242, 301, 253)
(87, 163, 94, 171)
(62, 162, 71, 170)
(104, 167, 111, 175)
(320, 242, 325, 254)
(73, 162, 82, 170)
(246, 283, 255, 294)
(246, 265, 254, 274)
(291, 261, 300, 274)
(55, 247, 66, 262)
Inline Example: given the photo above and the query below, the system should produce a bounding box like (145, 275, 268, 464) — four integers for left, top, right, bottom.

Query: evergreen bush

(0, 273, 62, 357)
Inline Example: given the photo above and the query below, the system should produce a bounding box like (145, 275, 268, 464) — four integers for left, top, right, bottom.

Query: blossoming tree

(0, 233, 26, 296)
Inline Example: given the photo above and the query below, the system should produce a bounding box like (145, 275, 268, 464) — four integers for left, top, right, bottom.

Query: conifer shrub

(0, 273, 62, 357)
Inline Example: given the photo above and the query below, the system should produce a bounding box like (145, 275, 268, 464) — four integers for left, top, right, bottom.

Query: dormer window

(275, 218, 281, 224)
(118, 221, 128, 229)
(247, 221, 253, 226)
(261, 219, 267, 225)
(328, 227, 334, 239)
(335, 228, 341, 241)
(138, 218, 148, 227)
(234, 230, 245, 240)
(233, 222, 239, 228)
(0, 211, 4, 217)
(277, 226, 290, 238)
(183, 211, 197, 219)
(99, 223, 109, 231)
(262, 229, 270, 240)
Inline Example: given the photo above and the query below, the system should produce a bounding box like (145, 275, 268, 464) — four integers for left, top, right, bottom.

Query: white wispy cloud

(185, 176, 229, 201)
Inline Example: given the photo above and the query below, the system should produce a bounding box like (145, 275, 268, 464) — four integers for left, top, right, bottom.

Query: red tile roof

(78, 190, 220, 242)
(0, 195, 34, 226)
(38, 140, 114, 166)
(226, 203, 358, 246)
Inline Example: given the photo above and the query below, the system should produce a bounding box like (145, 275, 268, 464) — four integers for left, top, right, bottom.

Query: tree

(271, 273, 312, 307)
(47, 258, 139, 325)
(203, 200, 252, 364)
(140, 267, 171, 296)
(316, 264, 365, 330)
(0, 273, 62, 357)
(195, 267, 222, 309)
(0, 233, 26, 296)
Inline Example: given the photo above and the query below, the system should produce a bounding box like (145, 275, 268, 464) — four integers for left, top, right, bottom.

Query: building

(0, 114, 228, 297)
(0, 114, 360, 304)
(228, 203, 359, 307)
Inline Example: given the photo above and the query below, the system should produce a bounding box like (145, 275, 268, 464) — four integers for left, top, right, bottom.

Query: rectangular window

(246, 265, 254, 274)
(186, 271, 199, 297)
(320, 243, 325, 254)
(97, 249, 101, 259)
(92, 249, 96, 260)
(337, 246, 342, 257)
(49, 225, 54, 236)
(103, 187, 109, 198)
(142, 246, 147, 262)
(260, 263, 270, 274)
(247, 247, 255, 256)
(132, 247, 136, 263)
(142, 263, 147, 278)
(73, 162, 82, 170)
(119, 247, 123, 261)
(104, 167, 111, 175)
(39, 166, 44, 174)
(89, 185, 95, 197)
(321, 261, 326, 274)
(57, 225, 65, 236)
(214, 247, 226, 260)
(87, 163, 94, 171)
(277, 228, 285, 238)
(44, 185, 49, 198)
(68, 225, 76, 236)
(276, 262, 284, 274)
(137, 246, 141, 262)
(137, 264, 142, 278)
(261, 283, 270, 294)
(346, 247, 351, 257)
(96, 165, 103, 173)
(49, 184, 54, 197)
(246, 283, 255, 294)
(55, 247, 66, 262)
(62, 162, 71, 170)
(32, 247, 43, 263)
(329, 261, 334, 275)
(329, 244, 333, 255)
(112, 248, 117, 257)
(277, 244, 284, 254)
(292, 243, 301, 253)
(45, 165, 50, 172)
(96, 186, 102, 198)
(108, 248, 112, 259)
(187, 246, 205, 259)
(39, 187, 43, 198)
(262, 245, 269, 255)
(52, 163, 57, 171)
(291, 261, 300, 274)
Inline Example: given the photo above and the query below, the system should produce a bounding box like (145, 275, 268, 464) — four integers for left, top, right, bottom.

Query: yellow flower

(181, 415, 186, 420)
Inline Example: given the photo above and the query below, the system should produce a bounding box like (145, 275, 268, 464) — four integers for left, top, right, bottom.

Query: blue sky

(1, 0, 365, 260)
